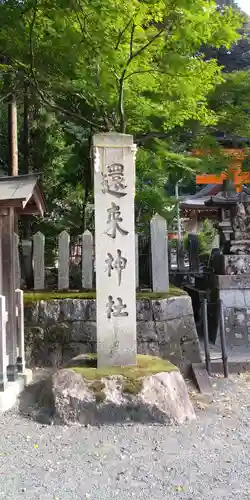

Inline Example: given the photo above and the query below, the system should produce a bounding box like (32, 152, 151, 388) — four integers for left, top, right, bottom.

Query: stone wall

(217, 275, 250, 347)
(24, 295, 201, 373)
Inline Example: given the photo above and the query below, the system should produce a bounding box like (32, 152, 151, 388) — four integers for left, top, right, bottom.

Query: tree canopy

(0, 0, 245, 232)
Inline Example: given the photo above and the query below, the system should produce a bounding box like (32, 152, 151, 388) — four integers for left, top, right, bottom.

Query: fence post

(202, 298, 211, 376)
(58, 231, 70, 290)
(177, 239, 185, 271)
(219, 299, 228, 378)
(168, 240, 172, 271)
(14, 233, 21, 289)
(15, 289, 25, 374)
(21, 239, 33, 289)
(135, 233, 139, 289)
(150, 214, 169, 292)
(33, 232, 45, 290)
(0, 295, 7, 390)
(81, 230, 93, 289)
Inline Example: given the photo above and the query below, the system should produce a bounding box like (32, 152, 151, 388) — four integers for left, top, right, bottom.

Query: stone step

(200, 342, 250, 374)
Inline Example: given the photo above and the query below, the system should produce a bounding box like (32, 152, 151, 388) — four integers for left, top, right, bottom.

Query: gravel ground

(1, 374, 250, 500)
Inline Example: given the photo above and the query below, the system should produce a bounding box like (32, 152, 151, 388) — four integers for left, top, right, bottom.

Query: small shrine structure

(0, 174, 46, 411)
(179, 141, 250, 345)
(204, 184, 250, 347)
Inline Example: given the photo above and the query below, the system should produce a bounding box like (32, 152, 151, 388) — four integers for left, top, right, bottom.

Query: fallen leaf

(175, 485, 184, 492)
(33, 443, 39, 449)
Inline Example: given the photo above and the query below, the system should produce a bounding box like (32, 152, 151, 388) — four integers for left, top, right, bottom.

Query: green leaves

(0, 0, 242, 134)
(0, 0, 245, 233)
(208, 69, 250, 139)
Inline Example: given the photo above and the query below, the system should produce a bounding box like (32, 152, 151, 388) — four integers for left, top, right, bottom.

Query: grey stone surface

(137, 322, 158, 342)
(33, 232, 45, 290)
(220, 289, 246, 308)
(224, 254, 250, 275)
(50, 368, 196, 426)
(58, 230, 70, 290)
(93, 133, 137, 368)
(136, 299, 152, 321)
(217, 274, 250, 289)
(152, 295, 193, 321)
(223, 307, 250, 348)
(39, 300, 61, 322)
(217, 274, 250, 348)
(24, 296, 201, 372)
(81, 230, 93, 289)
(150, 215, 169, 292)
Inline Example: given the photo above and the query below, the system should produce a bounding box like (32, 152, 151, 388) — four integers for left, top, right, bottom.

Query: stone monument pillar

(93, 133, 137, 368)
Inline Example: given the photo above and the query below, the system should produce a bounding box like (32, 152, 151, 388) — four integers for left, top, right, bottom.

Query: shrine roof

(180, 184, 250, 214)
(215, 133, 250, 148)
(0, 174, 46, 215)
(205, 190, 250, 206)
(180, 184, 222, 211)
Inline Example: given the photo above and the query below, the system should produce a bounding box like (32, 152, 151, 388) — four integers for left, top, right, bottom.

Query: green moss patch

(24, 287, 186, 304)
(122, 378, 143, 395)
(89, 381, 106, 403)
(68, 354, 178, 382)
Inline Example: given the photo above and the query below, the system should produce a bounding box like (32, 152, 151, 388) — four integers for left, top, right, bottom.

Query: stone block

(39, 300, 60, 323)
(136, 322, 158, 342)
(59, 299, 74, 321)
(224, 255, 250, 275)
(152, 296, 192, 321)
(166, 317, 184, 342)
(160, 342, 183, 367)
(154, 321, 170, 343)
(224, 307, 249, 347)
(219, 289, 246, 308)
(182, 315, 198, 341)
(217, 274, 250, 290)
(136, 299, 153, 321)
(71, 322, 97, 343)
(84, 300, 96, 321)
(45, 323, 71, 344)
(24, 302, 39, 324)
(137, 342, 160, 357)
(25, 326, 45, 347)
(24, 297, 200, 372)
(243, 290, 250, 307)
(59, 299, 89, 322)
(181, 340, 201, 364)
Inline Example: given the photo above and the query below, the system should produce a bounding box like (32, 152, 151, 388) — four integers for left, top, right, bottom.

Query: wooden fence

(21, 214, 176, 292)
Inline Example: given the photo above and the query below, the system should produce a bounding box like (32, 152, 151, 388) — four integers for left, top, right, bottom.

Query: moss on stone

(68, 354, 178, 382)
(24, 287, 186, 304)
(89, 380, 106, 403)
(122, 378, 143, 395)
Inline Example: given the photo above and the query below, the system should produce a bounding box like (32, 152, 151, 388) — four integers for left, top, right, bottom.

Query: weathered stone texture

(51, 368, 196, 426)
(217, 275, 250, 348)
(24, 296, 201, 372)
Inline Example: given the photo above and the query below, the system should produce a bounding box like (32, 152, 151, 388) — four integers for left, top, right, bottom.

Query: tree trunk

(23, 83, 30, 174)
(81, 133, 93, 231)
(8, 92, 18, 177)
(118, 78, 125, 133)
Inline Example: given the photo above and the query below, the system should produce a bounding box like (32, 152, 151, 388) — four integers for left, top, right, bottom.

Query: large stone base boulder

(51, 361, 196, 425)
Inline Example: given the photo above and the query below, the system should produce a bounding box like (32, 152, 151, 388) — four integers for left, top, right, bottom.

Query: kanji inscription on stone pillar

(93, 133, 137, 368)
